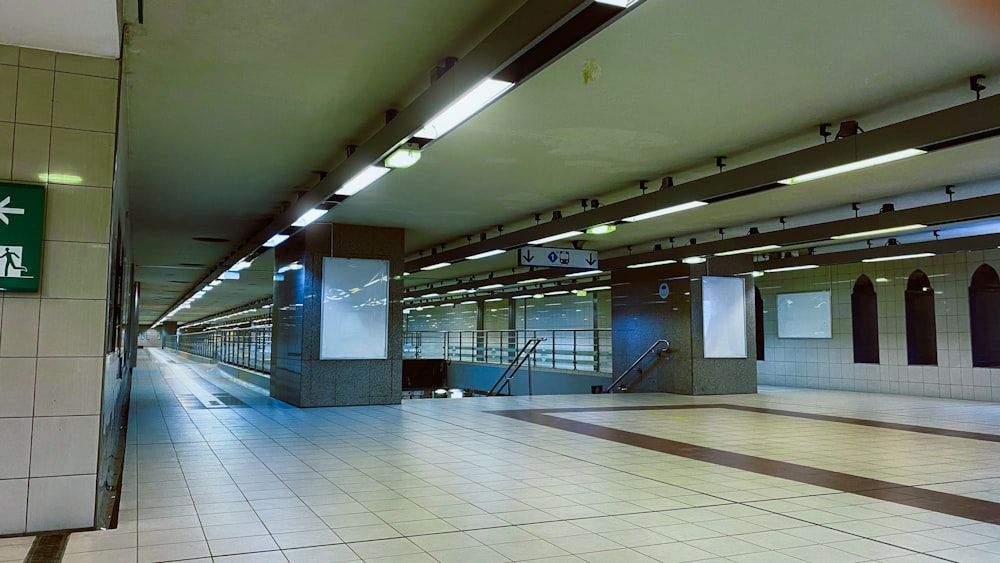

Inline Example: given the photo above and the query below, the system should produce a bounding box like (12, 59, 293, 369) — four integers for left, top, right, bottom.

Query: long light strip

(627, 259, 677, 269)
(336, 165, 391, 196)
(414, 78, 514, 139)
(715, 244, 781, 257)
(764, 264, 820, 273)
(778, 149, 927, 185)
(262, 234, 290, 247)
(292, 208, 327, 227)
(420, 262, 452, 271)
(528, 231, 583, 245)
(566, 269, 603, 277)
(622, 201, 708, 223)
(477, 283, 505, 290)
(862, 252, 935, 263)
(518, 277, 548, 284)
(466, 249, 506, 260)
(830, 224, 927, 240)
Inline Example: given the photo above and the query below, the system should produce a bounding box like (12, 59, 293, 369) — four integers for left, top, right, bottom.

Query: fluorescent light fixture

(518, 277, 547, 284)
(420, 262, 451, 271)
(778, 149, 926, 185)
(594, 0, 635, 6)
(460, 300, 477, 305)
(682, 256, 707, 264)
(623, 201, 708, 223)
(446, 289, 468, 294)
(582, 285, 611, 291)
(277, 262, 302, 274)
(477, 283, 505, 290)
(210, 280, 222, 286)
(292, 208, 326, 227)
(414, 78, 514, 139)
(764, 264, 820, 273)
(230, 259, 253, 272)
(402, 296, 415, 301)
(528, 231, 584, 245)
(627, 259, 678, 269)
(263, 234, 290, 247)
(38, 173, 83, 184)
(544, 290, 569, 296)
(384, 143, 421, 169)
(715, 244, 782, 257)
(862, 252, 935, 263)
(466, 249, 506, 260)
(586, 224, 616, 235)
(512, 294, 534, 299)
(830, 224, 927, 240)
(875, 277, 890, 283)
(566, 270, 603, 277)
(336, 165, 391, 196)
(485, 297, 503, 302)
(533, 294, 544, 299)
(422, 292, 440, 298)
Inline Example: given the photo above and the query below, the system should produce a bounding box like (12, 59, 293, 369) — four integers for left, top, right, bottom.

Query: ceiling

(0, 0, 120, 58)
(119, 0, 1000, 325)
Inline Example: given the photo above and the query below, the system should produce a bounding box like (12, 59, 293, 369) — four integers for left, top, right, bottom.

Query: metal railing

(605, 339, 669, 393)
(488, 338, 544, 396)
(167, 327, 272, 374)
(403, 329, 612, 373)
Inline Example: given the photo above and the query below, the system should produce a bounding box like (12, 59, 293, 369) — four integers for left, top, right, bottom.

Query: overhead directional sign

(0, 183, 45, 292)
(518, 246, 598, 269)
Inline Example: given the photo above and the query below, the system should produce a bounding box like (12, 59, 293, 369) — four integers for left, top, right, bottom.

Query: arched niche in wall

(753, 286, 765, 361)
(905, 269, 937, 366)
(969, 264, 1000, 367)
(851, 274, 879, 364)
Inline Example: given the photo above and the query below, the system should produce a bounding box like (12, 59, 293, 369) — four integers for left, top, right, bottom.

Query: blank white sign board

(702, 276, 747, 358)
(320, 257, 390, 359)
(777, 290, 832, 339)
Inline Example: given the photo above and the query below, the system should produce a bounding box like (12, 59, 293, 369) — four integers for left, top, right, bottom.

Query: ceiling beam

(405, 94, 1000, 271)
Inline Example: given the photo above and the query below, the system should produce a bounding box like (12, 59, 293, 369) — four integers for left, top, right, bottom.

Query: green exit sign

(0, 183, 45, 292)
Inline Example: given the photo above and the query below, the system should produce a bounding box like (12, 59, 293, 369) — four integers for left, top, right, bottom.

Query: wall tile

(11, 123, 49, 182)
(0, 417, 32, 478)
(0, 64, 15, 122)
(39, 241, 109, 299)
(0, 357, 36, 417)
(18, 49, 55, 70)
(0, 121, 12, 180)
(26, 474, 95, 532)
(0, 46, 17, 66)
(29, 415, 99, 477)
(48, 128, 114, 188)
(0, 478, 27, 534)
(33, 358, 102, 416)
(0, 297, 39, 356)
(42, 184, 112, 243)
(52, 73, 117, 132)
(55, 54, 118, 79)
(15, 67, 53, 126)
(37, 299, 105, 357)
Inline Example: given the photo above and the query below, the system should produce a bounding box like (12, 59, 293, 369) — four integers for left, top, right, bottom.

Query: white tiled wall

(757, 249, 1000, 402)
(0, 44, 118, 534)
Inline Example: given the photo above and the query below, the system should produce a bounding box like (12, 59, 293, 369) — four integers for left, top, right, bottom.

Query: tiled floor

(15, 348, 1000, 562)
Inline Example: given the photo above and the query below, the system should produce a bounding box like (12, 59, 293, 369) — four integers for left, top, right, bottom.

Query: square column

(271, 223, 404, 406)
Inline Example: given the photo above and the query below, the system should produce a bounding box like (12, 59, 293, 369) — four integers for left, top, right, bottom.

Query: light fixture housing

(586, 224, 616, 235)
(528, 231, 583, 245)
(627, 259, 678, 269)
(230, 259, 254, 272)
(518, 277, 548, 284)
(862, 252, 935, 263)
(384, 143, 422, 169)
(778, 149, 926, 185)
(830, 224, 927, 240)
(682, 256, 707, 264)
(477, 283, 505, 290)
(566, 269, 603, 277)
(420, 262, 451, 271)
(292, 208, 327, 227)
(764, 264, 820, 273)
(715, 244, 781, 257)
(466, 249, 506, 260)
(262, 234, 290, 248)
(414, 78, 514, 139)
(623, 201, 708, 223)
(336, 165, 391, 196)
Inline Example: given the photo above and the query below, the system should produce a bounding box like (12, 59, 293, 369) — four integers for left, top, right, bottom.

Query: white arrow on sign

(0, 196, 25, 225)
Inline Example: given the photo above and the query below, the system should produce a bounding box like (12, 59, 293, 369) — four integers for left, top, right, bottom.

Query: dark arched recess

(851, 275, 879, 364)
(755, 286, 764, 361)
(969, 264, 1000, 367)
(905, 270, 937, 366)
